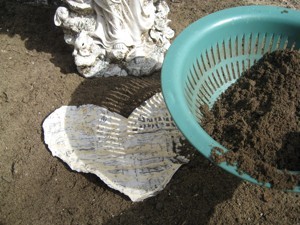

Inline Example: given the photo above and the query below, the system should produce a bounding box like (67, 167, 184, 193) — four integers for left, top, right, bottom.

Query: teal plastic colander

(162, 6, 300, 191)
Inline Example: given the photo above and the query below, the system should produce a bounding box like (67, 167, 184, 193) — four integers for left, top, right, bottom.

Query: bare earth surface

(0, 0, 300, 225)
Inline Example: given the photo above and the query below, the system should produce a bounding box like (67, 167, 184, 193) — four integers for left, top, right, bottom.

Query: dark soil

(201, 50, 300, 189)
(1, 1, 300, 225)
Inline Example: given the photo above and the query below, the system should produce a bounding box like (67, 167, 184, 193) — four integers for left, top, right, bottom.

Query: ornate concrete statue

(54, 0, 174, 77)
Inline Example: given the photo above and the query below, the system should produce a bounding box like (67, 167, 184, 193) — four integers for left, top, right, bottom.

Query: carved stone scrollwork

(54, 0, 174, 77)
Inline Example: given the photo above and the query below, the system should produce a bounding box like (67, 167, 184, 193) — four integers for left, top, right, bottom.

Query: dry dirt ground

(0, 0, 300, 225)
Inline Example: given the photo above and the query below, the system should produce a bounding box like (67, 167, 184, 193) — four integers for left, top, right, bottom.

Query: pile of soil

(201, 50, 300, 189)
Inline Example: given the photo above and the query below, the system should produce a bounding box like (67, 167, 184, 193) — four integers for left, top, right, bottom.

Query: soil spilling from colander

(201, 50, 300, 189)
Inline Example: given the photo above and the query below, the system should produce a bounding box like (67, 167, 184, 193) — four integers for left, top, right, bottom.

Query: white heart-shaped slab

(43, 93, 188, 201)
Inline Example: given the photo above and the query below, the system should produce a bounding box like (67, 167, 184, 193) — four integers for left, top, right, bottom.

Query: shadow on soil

(68, 77, 242, 225)
(104, 154, 241, 225)
(0, 1, 76, 74)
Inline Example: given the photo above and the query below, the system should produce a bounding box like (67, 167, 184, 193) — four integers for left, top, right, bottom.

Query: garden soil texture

(1, 1, 300, 225)
(201, 50, 300, 190)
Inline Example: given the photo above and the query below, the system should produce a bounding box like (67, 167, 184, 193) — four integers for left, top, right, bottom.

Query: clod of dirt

(201, 50, 300, 189)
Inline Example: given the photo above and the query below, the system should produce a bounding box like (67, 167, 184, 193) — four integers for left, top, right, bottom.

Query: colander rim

(161, 5, 300, 191)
